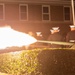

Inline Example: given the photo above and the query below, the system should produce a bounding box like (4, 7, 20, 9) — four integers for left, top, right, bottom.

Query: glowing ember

(0, 26, 37, 49)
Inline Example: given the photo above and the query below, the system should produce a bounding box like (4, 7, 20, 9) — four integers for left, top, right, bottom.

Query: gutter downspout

(71, 0, 75, 25)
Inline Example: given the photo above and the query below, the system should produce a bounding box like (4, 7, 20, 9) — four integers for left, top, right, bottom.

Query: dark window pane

(20, 6, 27, 12)
(20, 5, 27, 20)
(64, 7, 70, 13)
(0, 13, 3, 19)
(43, 14, 49, 20)
(43, 7, 49, 13)
(0, 5, 3, 12)
(64, 7, 70, 20)
(65, 14, 70, 20)
(21, 13, 27, 20)
(0, 5, 3, 19)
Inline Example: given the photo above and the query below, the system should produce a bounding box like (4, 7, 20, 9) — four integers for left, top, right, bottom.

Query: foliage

(0, 49, 42, 75)
(0, 48, 75, 75)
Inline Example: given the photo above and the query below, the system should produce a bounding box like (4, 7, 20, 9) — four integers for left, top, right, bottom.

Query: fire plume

(0, 26, 37, 49)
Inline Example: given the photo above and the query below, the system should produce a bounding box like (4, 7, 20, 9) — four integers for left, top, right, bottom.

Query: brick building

(0, 0, 74, 39)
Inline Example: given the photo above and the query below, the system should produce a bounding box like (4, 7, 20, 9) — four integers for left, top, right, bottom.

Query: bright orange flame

(0, 26, 37, 49)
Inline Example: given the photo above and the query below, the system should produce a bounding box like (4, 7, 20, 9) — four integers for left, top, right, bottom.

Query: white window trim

(0, 4, 5, 20)
(63, 6, 71, 22)
(42, 5, 50, 21)
(19, 4, 28, 21)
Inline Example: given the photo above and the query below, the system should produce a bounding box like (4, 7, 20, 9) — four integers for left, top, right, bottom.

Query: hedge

(0, 48, 75, 75)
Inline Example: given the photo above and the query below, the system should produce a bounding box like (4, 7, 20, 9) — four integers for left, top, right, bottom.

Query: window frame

(19, 4, 28, 21)
(63, 6, 71, 22)
(42, 5, 50, 21)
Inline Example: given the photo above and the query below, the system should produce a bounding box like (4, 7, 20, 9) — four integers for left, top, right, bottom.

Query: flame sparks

(0, 26, 37, 49)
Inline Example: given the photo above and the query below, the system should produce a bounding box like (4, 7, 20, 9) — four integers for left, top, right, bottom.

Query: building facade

(0, 0, 74, 39)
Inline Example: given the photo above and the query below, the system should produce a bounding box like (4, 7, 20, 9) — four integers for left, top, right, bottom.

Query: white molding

(19, 4, 28, 21)
(63, 6, 71, 22)
(3, 4, 5, 20)
(0, 0, 72, 5)
(42, 5, 50, 21)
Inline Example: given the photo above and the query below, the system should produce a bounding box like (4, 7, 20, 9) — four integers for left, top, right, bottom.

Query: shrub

(0, 48, 75, 75)
(0, 49, 41, 75)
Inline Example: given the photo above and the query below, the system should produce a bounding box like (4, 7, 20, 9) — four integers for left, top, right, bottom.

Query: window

(19, 4, 28, 20)
(42, 5, 50, 21)
(0, 4, 4, 20)
(64, 6, 71, 21)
